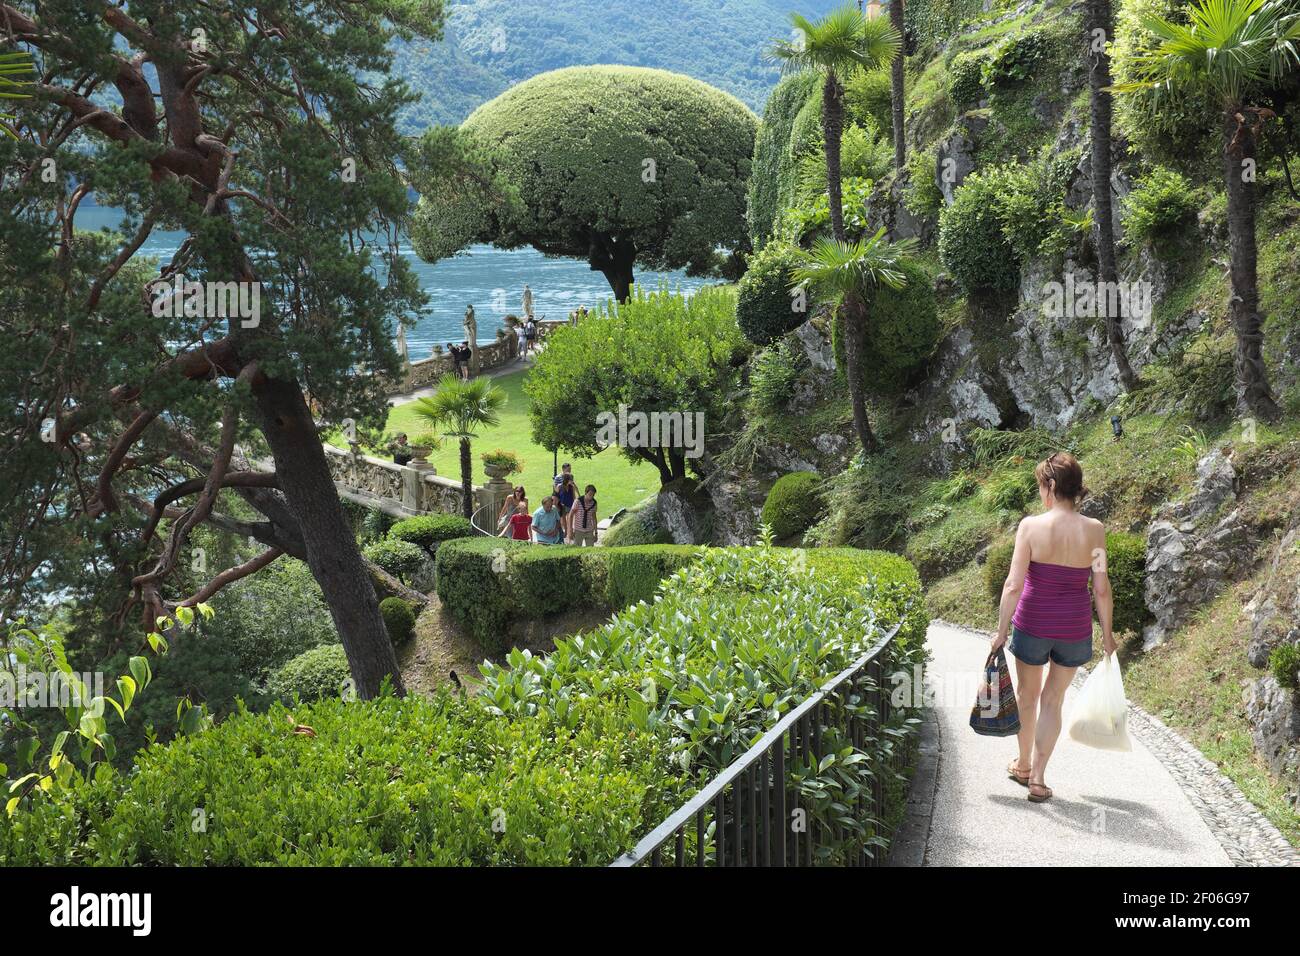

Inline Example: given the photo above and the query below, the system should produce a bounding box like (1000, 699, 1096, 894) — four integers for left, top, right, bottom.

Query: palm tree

(793, 228, 916, 452)
(410, 374, 506, 520)
(1086, 0, 1140, 391)
(888, 0, 907, 173)
(1114, 0, 1300, 419)
(771, 5, 901, 243)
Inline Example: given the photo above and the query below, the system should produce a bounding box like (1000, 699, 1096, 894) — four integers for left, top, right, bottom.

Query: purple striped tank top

(1012, 561, 1092, 641)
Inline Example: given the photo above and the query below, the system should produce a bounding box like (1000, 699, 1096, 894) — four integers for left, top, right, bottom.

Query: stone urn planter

(483, 461, 511, 480)
(408, 445, 434, 470)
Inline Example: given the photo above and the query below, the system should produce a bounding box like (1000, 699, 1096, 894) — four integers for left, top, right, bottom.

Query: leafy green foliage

(749, 336, 810, 413)
(1270, 642, 1300, 690)
(982, 26, 1054, 87)
(1122, 166, 1201, 245)
(379, 598, 418, 647)
(831, 257, 941, 393)
(737, 240, 807, 345)
(387, 515, 475, 553)
(524, 287, 746, 483)
(412, 66, 757, 283)
(267, 645, 353, 704)
(749, 72, 822, 247)
(761, 471, 825, 539)
(1105, 531, 1150, 636)
(939, 165, 1022, 293)
(984, 538, 1016, 601)
(846, 67, 894, 132)
(363, 539, 431, 587)
(946, 51, 987, 110)
(600, 510, 674, 548)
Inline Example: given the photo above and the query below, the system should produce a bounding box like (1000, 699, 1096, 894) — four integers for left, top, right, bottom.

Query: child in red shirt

(503, 501, 532, 541)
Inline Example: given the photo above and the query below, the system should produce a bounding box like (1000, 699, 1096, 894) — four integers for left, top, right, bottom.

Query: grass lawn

(362, 367, 659, 517)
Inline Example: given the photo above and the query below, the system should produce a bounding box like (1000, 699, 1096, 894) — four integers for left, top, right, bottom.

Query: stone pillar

(400, 465, 421, 514)
(480, 476, 512, 528)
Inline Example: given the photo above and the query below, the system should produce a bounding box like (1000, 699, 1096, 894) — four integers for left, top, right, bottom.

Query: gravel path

(913, 621, 1234, 867)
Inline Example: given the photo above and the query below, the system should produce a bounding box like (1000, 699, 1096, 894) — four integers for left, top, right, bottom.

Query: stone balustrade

(323, 443, 499, 520)
(390, 318, 572, 392)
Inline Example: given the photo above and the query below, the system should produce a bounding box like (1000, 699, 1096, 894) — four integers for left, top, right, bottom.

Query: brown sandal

(1007, 760, 1032, 786)
(1027, 782, 1053, 803)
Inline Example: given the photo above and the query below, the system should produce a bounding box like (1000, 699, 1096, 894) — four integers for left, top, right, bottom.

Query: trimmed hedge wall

(388, 515, 474, 553)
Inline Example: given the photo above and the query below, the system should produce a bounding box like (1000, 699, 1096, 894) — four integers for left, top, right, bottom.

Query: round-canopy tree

(410, 66, 758, 301)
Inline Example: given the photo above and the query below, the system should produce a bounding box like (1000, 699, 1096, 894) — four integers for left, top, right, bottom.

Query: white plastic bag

(1067, 652, 1132, 751)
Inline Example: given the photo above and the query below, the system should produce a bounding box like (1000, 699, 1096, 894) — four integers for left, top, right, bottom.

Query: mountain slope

(394, 0, 840, 129)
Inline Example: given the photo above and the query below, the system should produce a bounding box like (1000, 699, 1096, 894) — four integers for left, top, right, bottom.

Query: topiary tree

(363, 540, 432, 590)
(761, 471, 824, 540)
(267, 645, 353, 703)
(409, 66, 758, 302)
(737, 241, 808, 345)
(749, 72, 822, 248)
(388, 514, 475, 554)
(379, 597, 418, 647)
(938, 166, 1022, 294)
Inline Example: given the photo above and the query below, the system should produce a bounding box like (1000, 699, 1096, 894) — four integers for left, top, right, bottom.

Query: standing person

(992, 452, 1115, 804)
(497, 484, 527, 532)
(464, 305, 479, 376)
(515, 320, 527, 360)
(554, 473, 578, 541)
(532, 496, 563, 545)
(569, 485, 598, 547)
(389, 433, 412, 466)
(500, 500, 532, 542)
(522, 284, 534, 319)
(524, 316, 538, 356)
(445, 341, 462, 380)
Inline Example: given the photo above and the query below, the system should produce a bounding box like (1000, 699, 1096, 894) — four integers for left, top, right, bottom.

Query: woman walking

(569, 485, 598, 546)
(497, 485, 527, 532)
(991, 452, 1116, 803)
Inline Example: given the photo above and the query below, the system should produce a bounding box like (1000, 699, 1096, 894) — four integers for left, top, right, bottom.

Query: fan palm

(0, 49, 34, 141)
(771, 5, 901, 242)
(410, 375, 507, 520)
(1113, 0, 1300, 419)
(793, 228, 916, 452)
(1086, 0, 1140, 391)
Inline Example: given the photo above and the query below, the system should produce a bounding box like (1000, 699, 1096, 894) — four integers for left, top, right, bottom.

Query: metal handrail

(609, 612, 908, 867)
(469, 500, 498, 537)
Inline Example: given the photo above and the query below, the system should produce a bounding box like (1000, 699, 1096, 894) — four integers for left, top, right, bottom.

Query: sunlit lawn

(360, 367, 659, 517)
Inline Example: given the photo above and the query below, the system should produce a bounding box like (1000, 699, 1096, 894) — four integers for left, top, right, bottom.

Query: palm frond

(409, 374, 506, 439)
(792, 228, 916, 301)
(767, 4, 900, 78)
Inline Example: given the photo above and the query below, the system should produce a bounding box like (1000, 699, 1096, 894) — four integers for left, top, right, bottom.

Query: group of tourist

(497, 462, 599, 546)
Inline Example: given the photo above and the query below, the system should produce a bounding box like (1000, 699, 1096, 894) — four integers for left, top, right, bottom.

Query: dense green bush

(761, 471, 824, 540)
(1121, 166, 1200, 246)
(362, 508, 396, 544)
(946, 51, 987, 110)
(0, 694, 668, 866)
(1270, 642, 1300, 690)
(983, 27, 1054, 87)
(749, 336, 808, 413)
(736, 240, 806, 345)
(1105, 531, 1149, 636)
(939, 164, 1029, 294)
(830, 258, 941, 393)
(600, 509, 674, 547)
(380, 597, 418, 646)
(267, 645, 353, 703)
(388, 514, 474, 553)
(749, 72, 822, 246)
(363, 539, 431, 587)
(903, 147, 945, 217)
(435, 537, 698, 650)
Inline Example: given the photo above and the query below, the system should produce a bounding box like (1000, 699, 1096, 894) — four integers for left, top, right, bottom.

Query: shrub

(604, 545, 702, 609)
(939, 165, 1022, 294)
(984, 538, 1015, 601)
(983, 27, 1053, 87)
(388, 514, 474, 553)
(761, 471, 823, 540)
(601, 508, 673, 547)
(946, 51, 987, 109)
(830, 258, 940, 393)
(749, 337, 808, 413)
(846, 67, 893, 133)
(480, 448, 523, 475)
(380, 597, 418, 646)
(736, 241, 806, 345)
(267, 645, 353, 703)
(749, 72, 821, 246)
(1121, 166, 1200, 246)
(361, 508, 396, 544)
(1105, 531, 1149, 636)
(1270, 642, 1300, 690)
(363, 539, 431, 586)
(979, 470, 1038, 512)
(903, 147, 944, 217)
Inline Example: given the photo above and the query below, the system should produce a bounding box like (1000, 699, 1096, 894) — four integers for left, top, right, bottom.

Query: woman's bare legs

(1013, 656, 1042, 775)
(1030, 661, 1077, 786)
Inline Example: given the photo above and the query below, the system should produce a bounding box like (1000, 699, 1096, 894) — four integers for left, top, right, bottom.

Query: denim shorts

(1009, 626, 1092, 668)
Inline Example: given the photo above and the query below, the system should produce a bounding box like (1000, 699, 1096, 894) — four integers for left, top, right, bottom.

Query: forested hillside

(393, 0, 839, 127)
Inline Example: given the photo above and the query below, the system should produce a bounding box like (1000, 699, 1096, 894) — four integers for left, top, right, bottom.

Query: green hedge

(761, 471, 824, 540)
(362, 539, 429, 585)
(736, 240, 806, 346)
(435, 538, 699, 651)
(267, 645, 353, 703)
(1, 545, 926, 866)
(388, 515, 474, 553)
(380, 597, 418, 646)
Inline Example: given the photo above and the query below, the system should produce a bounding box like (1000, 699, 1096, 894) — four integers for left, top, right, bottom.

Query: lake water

(78, 204, 713, 357)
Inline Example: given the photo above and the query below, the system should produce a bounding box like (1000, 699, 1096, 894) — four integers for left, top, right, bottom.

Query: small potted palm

(481, 448, 522, 480)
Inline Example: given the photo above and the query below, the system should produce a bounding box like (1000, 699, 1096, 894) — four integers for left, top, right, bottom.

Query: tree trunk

(840, 292, 878, 454)
(1223, 109, 1282, 421)
(822, 74, 847, 243)
(890, 0, 906, 173)
(459, 437, 474, 520)
(590, 235, 637, 302)
(1087, 0, 1139, 392)
(252, 375, 405, 699)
